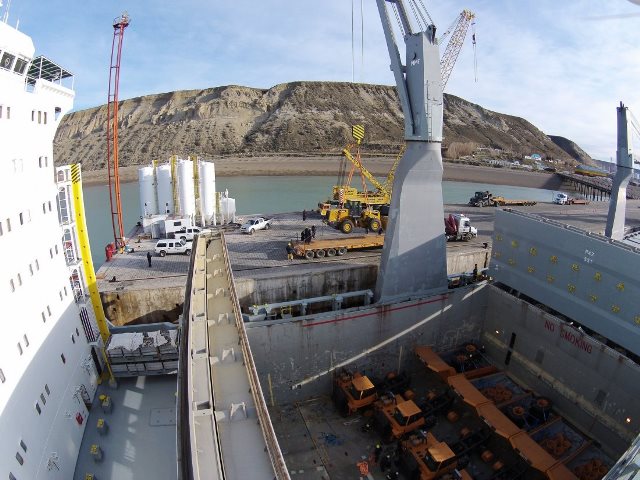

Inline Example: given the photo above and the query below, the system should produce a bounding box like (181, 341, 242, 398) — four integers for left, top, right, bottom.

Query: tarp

(415, 346, 456, 379)
(477, 403, 522, 439)
(447, 374, 492, 408)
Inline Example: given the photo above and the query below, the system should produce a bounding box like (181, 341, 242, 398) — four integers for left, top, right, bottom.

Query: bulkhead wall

(483, 285, 640, 457)
(246, 283, 488, 404)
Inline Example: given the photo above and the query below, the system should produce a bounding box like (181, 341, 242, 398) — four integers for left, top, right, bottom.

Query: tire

(315, 249, 326, 258)
(341, 219, 354, 234)
(186, 249, 192, 255)
(180, 236, 187, 242)
(369, 219, 381, 232)
(304, 250, 315, 260)
(249, 229, 254, 235)
(337, 247, 347, 256)
(159, 250, 166, 257)
(326, 248, 336, 257)
(265, 223, 270, 230)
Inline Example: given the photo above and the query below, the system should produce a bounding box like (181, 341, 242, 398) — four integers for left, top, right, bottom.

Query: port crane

(375, 0, 464, 300)
(106, 12, 130, 250)
(439, 9, 476, 88)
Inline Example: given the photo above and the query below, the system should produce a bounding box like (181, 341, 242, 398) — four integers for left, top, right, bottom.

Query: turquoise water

(84, 176, 560, 269)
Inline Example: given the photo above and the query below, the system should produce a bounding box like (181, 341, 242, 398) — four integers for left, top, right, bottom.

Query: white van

(154, 239, 192, 256)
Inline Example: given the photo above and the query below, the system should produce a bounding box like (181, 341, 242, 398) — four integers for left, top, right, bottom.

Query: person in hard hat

(286, 242, 294, 261)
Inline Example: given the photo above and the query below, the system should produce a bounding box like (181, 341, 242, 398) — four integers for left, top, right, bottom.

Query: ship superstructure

(0, 20, 102, 480)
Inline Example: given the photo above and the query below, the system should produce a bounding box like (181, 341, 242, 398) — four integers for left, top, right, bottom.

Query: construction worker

(286, 242, 294, 261)
(302, 209, 307, 221)
(473, 263, 478, 280)
(374, 444, 382, 463)
(311, 225, 316, 238)
(147, 251, 152, 267)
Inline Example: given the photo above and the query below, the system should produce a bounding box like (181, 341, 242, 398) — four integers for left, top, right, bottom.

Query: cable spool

(511, 405, 526, 417)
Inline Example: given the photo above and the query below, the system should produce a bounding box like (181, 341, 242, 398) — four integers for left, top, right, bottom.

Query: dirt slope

(54, 81, 587, 169)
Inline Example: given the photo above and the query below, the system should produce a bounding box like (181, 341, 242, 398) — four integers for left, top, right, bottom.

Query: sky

(5, 0, 640, 161)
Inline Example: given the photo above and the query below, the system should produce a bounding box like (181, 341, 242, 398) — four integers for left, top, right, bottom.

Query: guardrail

(219, 233, 291, 480)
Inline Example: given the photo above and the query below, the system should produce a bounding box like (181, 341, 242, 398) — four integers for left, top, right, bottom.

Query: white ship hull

(1, 20, 101, 479)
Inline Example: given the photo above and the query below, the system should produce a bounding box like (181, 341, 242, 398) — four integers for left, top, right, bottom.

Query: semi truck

(468, 191, 536, 207)
(552, 193, 589, 205)
(444, 214, 477, 241)
(291, 234, 384, 260)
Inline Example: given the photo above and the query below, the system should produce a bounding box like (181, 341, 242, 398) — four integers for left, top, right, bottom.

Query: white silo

(219, 193, 236, 224)
(199, 160, 216, 225)
(138, 166, 157, 217)
(177, 159, 195, 217)
(157, 164, 174, 214)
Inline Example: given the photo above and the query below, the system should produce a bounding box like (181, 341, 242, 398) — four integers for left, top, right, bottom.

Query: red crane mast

(106, 12, 130, 250)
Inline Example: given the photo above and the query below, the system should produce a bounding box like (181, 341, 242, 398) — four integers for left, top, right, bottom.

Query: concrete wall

(246, 283, 487, 404)
(235, 249, 490, 308)
(235, 265, 377, 307)
(447, 249, 490, 273)
(100, 287, 184, 326)
(483, 285, 640, 457)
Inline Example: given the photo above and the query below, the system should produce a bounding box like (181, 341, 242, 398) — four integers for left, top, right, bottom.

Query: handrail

(219, 233, 291, 480)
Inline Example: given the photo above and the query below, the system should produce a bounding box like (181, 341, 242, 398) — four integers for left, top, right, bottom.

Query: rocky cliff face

(548, 135, 593, 165)
(53, 81, 587, 169)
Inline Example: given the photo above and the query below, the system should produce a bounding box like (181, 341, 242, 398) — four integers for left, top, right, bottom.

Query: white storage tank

(219, 195, 236, 224)
(157, 164, 174, 214)
(178, 159, 196, 217)
(199, 160, 216, 224)
(138, 166, 158, 217)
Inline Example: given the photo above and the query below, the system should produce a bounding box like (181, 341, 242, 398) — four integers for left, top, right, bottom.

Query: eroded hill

(53, 81, 588, 169)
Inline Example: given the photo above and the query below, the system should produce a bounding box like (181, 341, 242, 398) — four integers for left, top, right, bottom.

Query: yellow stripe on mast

(70, 164, 114, 380)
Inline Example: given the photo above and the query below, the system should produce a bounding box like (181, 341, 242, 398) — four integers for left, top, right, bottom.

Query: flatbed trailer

(492, 196, 537, 206)
(291, 234, 384, 260)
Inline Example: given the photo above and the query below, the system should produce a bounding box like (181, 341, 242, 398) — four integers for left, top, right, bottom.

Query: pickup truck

(240, 217, 272, 235)
(154, 239, 192, 256)
(174, 226, 210, 242)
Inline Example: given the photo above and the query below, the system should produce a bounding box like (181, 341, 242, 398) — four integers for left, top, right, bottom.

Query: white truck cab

(553, 193, 568, 205)
(154, 239, 192, 256)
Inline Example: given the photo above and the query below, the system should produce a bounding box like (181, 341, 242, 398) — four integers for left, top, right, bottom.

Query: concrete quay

(96, 200, 640, 325)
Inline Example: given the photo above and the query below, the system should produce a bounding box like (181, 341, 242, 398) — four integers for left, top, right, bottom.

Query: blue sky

(6, 0, 640, 160)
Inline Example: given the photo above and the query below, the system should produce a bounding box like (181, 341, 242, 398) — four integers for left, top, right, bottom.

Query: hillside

(548, 135, 593, 165)
(53, 81, 587, 169)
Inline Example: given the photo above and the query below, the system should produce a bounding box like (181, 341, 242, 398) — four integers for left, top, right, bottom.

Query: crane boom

(106, 12, 130, 249)
(342, 146, 388, 195)
(440, 10, 475, 89)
